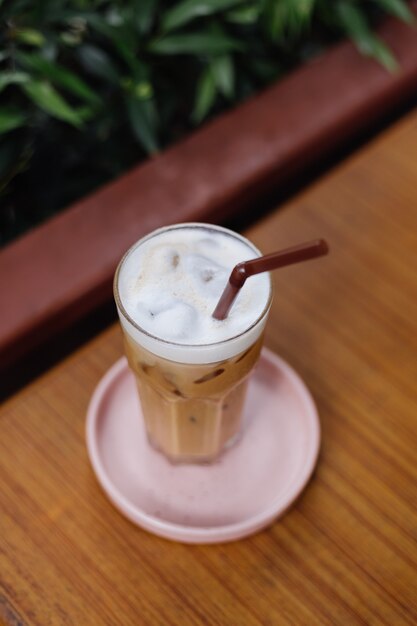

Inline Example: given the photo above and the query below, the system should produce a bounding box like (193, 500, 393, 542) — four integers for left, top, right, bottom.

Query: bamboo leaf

(360, 35, 399, 72)
(0, 107, 28, 134)
(60, 32, 82, 46)
(337, 1, 373, 36)
(149, 32, 243, 55)
(162, 0, 245, 33)
(0, 71, 30, 93)
(265, 0, 316, 39)
(226, 4, 260, 24)
(135, 0, 158, 34)
(14, 28, 45, 46)
(76, 105, 96, 122)
(337, 2, 398, 72)
(192, 67, 217, 123)
(21, 80, 83, 127)
(85, 14, 145, 78)
(77, 45, 120, 83)
(16, 52, 101, 105)
(126, 97, 159, 154)
(210, 55, 234, 97)
(373, 0, 416, 25)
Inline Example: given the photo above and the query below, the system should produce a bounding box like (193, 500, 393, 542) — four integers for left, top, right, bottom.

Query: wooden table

(1, 111, 417, 626)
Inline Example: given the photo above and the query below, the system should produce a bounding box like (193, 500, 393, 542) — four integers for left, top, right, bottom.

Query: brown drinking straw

(212, 239, 329, 321)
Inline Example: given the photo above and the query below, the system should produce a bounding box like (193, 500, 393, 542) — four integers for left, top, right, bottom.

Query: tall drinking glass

(114, 223, 272, 463)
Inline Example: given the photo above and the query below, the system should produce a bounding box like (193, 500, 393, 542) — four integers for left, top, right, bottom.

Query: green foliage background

(0, 0, 414, 244)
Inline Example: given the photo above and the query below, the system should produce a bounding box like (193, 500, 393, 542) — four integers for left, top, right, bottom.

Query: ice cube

(198, 237, 220, 250)
(184, 254, 228, 297)
(134, 301, 155, 323)
(151, 301, 198, 340)
(135, 291, 197, 340)
(159, 248, 181, 271)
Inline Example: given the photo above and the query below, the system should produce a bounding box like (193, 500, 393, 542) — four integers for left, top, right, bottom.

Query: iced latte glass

(114, 224, 272, 463)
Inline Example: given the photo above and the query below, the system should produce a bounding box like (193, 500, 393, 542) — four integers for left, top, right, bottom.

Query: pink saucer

(86, 348, 320, 544)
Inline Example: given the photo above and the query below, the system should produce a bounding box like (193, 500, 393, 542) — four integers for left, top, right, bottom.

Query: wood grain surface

(2, 110, 417, 625)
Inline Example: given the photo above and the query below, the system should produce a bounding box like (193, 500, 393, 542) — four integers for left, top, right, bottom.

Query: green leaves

(149, 32, 243, 55)
(16, 53, 101, 105)
(210, 55, 234, 98)
(85, 14, 142, 76)
(14, 28, 45, 47)
(373, 0, 416, 25)
(0, 72, 30, 93)
(192, 67, 217, 123)
(0, 107, 28, 134)
(77, 44, 120, 83)
(135, 0, 158, 34)
(192, 54, 235, 122)
(161, 0, 245, 33)
(226, 4, 260, 25)
(126, 97, 158, 154)
(337, 1, 398, 72)
(265, 0, 316, 41)
(22, 80, 84, 127)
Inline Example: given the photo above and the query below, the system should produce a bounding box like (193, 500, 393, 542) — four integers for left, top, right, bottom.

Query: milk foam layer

(116, 224, 271, 363)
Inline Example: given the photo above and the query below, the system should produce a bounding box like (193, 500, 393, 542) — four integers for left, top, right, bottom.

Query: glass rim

(113, 222, 273, 351)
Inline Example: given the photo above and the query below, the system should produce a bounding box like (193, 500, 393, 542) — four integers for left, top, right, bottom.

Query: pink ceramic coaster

(86, 348, 320, 544)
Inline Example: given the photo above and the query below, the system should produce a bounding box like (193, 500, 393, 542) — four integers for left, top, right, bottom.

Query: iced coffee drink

(114, 224, 272, 463)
